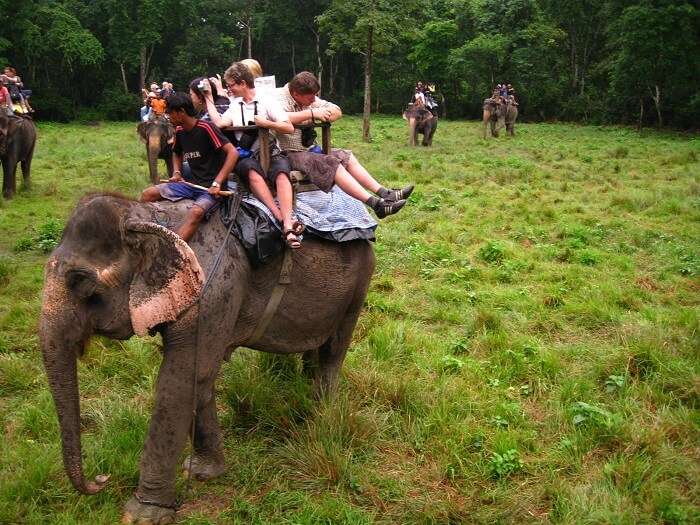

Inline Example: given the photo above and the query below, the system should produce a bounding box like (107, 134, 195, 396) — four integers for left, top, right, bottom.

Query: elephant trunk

(147, 135, 161, 185)
(408, 117, 417, 146)
(40, 268, 108, 495)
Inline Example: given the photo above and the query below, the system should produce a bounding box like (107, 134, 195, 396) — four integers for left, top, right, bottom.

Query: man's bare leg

(344, 153, 381, 193)
(276, 173, 295, 231)
(248, 170, 283, 222)
(177, 205, 205, 242)
(140, 186, 162, 202)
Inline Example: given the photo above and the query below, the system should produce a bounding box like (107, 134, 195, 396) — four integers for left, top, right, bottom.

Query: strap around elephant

(247, 247, 294, 345)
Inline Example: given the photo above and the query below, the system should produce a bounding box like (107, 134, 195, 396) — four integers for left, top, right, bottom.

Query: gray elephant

(482, 98, 518, 138)
(1, 113, 36, 199)
(402, 103, 438, 146)
(137, 117, 174, 184)
(39, 193, 374, 524)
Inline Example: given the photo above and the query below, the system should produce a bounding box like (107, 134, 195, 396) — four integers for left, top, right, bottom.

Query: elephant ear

(136, 121, 149, 143)
(124, 219, 205, 336)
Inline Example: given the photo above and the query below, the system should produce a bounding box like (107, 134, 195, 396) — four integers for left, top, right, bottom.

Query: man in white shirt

(203, 62, 303, 249)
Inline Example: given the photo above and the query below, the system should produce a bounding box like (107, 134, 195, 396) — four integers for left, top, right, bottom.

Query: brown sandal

(291, 220, 305, 236)
(284, 229, 302, 249)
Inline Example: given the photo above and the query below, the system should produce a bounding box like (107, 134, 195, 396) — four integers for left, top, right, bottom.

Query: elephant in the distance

(137, 117, 174, 184)
(1, 113, 36, 199)
(403, 103, 438, 146)
(39, 193, 375, 524)
(482, 97, 518, 138)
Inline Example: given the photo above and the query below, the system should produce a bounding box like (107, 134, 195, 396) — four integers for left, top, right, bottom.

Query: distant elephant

(403, 103, 438, 146)
(482, 98, 518, 138)
(39, 194, 375, 524)
(137, 117, 174, 184)
(1, 113, 36, 199)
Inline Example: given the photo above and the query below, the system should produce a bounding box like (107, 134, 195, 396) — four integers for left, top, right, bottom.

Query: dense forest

(1, 0, 698, 129)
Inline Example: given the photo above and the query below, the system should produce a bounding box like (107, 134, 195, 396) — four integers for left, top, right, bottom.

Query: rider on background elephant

(1, 111, 36, 199)
(137, 116, 174, 184)
(39, 192, 375, 524)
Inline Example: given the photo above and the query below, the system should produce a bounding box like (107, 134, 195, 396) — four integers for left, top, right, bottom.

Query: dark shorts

(235, 154, 291, 185)
(286, 148, 354, 193)
(156, 182, 218, 212)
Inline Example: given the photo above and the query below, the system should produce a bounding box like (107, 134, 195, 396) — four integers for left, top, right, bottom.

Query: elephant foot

(182, 454, 226, 481)
(122, 496, 176, 525)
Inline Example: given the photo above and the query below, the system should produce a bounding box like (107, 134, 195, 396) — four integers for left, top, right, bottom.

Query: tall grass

(0, 118, 698, 523)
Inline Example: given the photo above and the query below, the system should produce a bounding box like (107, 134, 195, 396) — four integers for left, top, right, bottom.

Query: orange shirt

(151, 98, 167, 115)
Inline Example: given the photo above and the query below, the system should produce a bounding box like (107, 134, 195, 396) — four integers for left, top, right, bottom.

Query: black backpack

(5, 82, 21, 102)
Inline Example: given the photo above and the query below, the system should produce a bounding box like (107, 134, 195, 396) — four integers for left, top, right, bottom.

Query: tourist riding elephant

(137, 117, 174, 184)
(39, 193, 374, 524)
(1, 113, 36, 199)
(482, 98, 518, 138)
(403, 103, 438, 146)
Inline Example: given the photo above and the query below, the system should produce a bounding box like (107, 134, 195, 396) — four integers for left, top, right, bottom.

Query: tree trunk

(315, 31, 323, 94)
(362, 27, 373, 143)
(638, 97, 644, 132)
(291, 42, 296, 75)
(652, 85, 662, 128)
(120, 63, 128, 93)
(139, 45, 154, 90)
(247, 12, 252, 59)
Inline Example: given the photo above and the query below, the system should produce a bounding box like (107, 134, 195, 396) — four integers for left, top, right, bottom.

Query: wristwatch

(211, 181, 220, 188)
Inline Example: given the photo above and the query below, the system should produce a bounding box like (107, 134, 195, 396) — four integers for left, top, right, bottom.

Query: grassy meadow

(0, 117, 698, 524)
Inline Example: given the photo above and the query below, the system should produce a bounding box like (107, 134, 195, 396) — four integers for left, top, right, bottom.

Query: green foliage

(489, 449, 524, 479)
(13, 218, 63, 253)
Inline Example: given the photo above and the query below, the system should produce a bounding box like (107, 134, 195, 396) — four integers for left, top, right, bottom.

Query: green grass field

(0, 117, 698, 524)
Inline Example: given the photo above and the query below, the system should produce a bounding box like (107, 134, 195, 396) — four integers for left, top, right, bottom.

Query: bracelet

(211, 181, 220, 188)
(173, 170, 182, 176)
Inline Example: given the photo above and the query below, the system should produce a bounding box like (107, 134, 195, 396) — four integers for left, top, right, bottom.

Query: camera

(301, 126, 317, 148)
(197, 79, 210, 92)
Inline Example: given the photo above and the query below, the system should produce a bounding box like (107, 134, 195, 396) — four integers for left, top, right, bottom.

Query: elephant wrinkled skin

(403, 104, 438, 146)
(39, 194, 375, 523)
(482, 98, 518, 138)
(137, 118, 174, 184)
(1, 113, 36, 199)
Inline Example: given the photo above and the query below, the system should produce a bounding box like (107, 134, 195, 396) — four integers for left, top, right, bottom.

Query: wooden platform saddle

(221, 121, 332, 345)
(223, 121, 331, 195)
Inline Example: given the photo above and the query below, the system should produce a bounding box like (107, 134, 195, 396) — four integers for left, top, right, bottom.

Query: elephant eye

(85, 291, 103, 307)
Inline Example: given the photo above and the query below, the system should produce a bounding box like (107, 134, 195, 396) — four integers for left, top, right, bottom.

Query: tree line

(1, 0, 698, 131)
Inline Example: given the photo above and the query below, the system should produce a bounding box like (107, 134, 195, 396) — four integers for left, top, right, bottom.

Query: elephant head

(137, 118, 174, 184)
(39, 194, 204, 494)
(0, 112, 10, 155)
(403, 104, 437, 146)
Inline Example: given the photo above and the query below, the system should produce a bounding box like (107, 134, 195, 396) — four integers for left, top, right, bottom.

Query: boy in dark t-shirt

(141, 93, 238, 241)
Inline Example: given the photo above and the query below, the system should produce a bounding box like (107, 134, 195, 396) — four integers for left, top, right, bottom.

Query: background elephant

(403, 103, 438, 146)
(39, 193, 375, 524)
(137, 117, 174, 184)
(482, 98, 518, 138)
(1, 113, 36, 199)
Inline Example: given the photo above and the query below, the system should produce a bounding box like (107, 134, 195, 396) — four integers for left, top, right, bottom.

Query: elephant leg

(2, 157, 16, 199)
(313, 301, 365, 397)
(21, 156, 32, 191)
(164, 154, 173, 178)
(302, 348, 320, 378)
(125, 312, 201, 522)
(182, 371, 226, 481)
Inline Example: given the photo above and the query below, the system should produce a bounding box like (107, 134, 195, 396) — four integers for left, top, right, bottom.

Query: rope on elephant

(180, 188, 243, 508)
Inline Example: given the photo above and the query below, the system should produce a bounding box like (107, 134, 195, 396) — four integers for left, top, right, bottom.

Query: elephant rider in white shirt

(203, 62, 303, 249)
